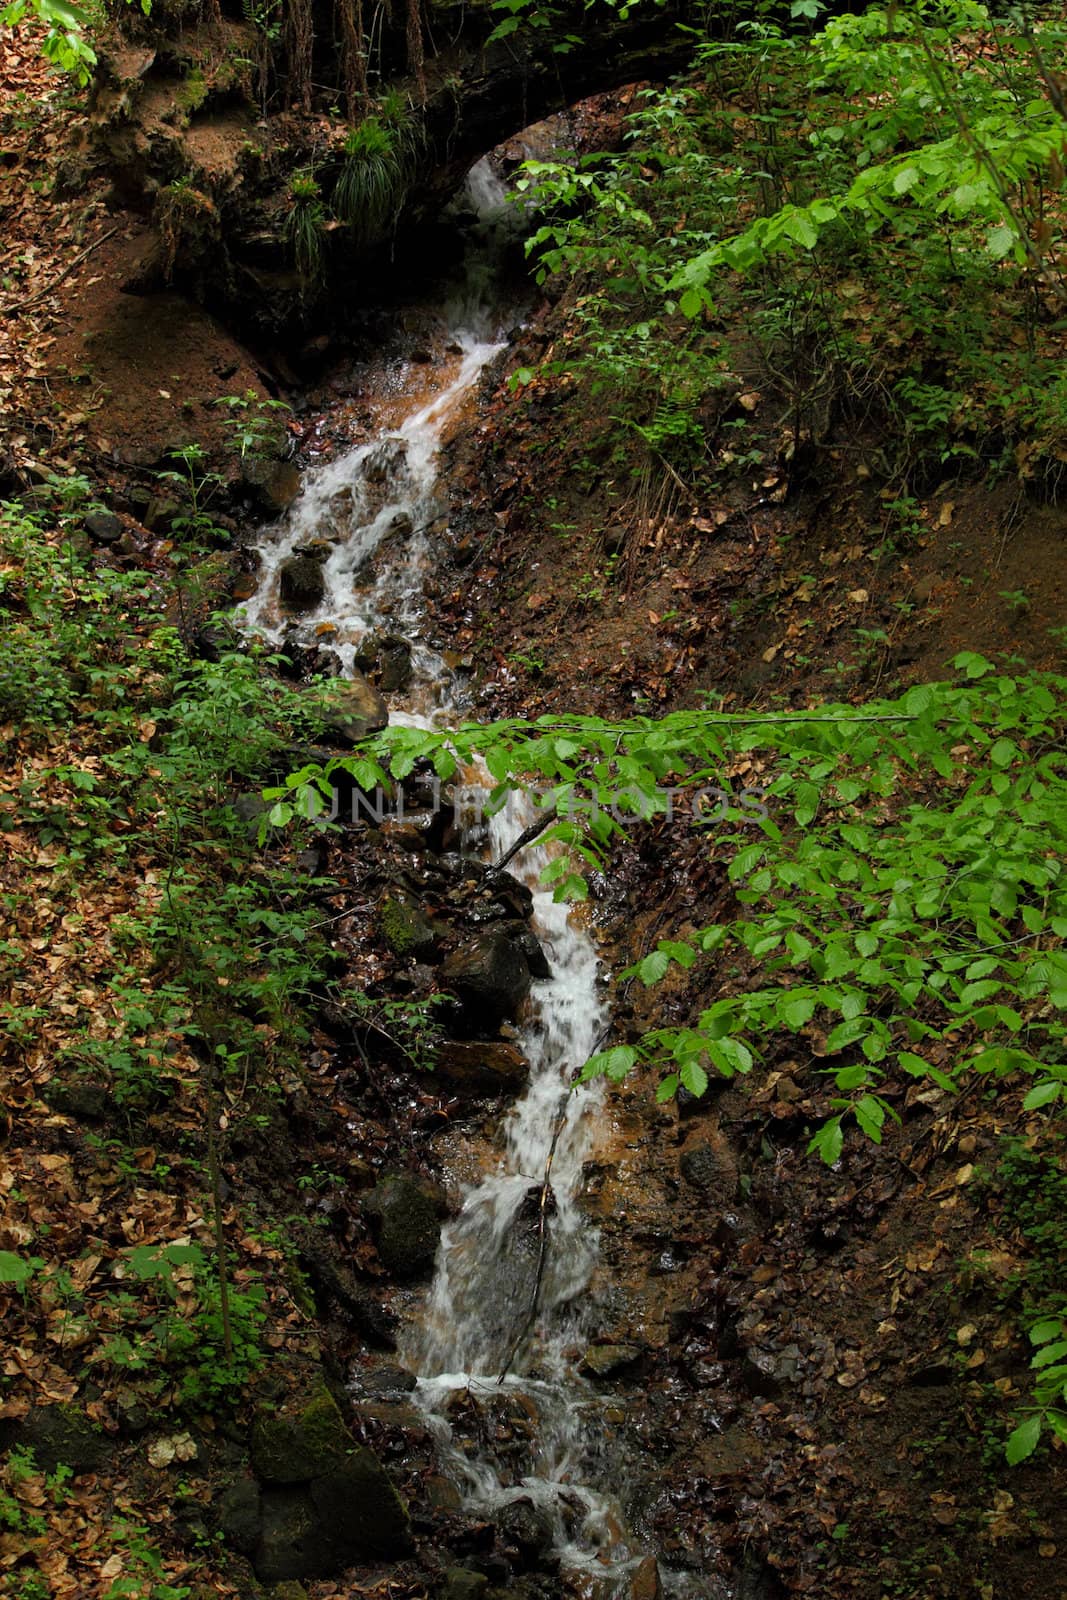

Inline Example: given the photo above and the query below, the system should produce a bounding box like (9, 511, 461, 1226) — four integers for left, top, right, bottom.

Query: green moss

(251, 1386, 351, 1484)
(379, 894, 436, 957)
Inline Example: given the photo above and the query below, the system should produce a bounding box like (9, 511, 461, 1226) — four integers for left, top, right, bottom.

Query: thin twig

(2, 228, 120, 317)
(491, 807, 557, 873)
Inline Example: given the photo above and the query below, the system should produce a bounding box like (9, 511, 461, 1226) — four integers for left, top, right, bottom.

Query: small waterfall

(239, 157, 680, 1596)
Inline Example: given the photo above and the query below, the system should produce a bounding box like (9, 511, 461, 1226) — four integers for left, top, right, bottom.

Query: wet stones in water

(389, 510, 415, 538)
(363, 1175, 441, 1279)
(353, 630, 413, 692)
(439, 931, 532, 1029)
(363, 439, 407, 485)
(629, 1556, 664, 1600)
(312, 673, 388, 744)
(495, 1498, 556, 1566)
(279, 553, 327, 611)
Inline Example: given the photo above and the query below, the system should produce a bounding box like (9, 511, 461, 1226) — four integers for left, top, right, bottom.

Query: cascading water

(239, 158, 689, 1596)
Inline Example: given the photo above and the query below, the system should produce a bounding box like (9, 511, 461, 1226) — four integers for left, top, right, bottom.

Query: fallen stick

(3, 227, 120, 318)
(490, 806, 557, 874)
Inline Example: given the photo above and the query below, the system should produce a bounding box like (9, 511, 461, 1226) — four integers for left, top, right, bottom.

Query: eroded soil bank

(1, 35, 1066, 1600)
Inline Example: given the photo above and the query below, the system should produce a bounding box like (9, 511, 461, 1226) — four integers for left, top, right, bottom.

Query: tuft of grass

(332, 104, 423, 245)
(284, 173, 326, 285)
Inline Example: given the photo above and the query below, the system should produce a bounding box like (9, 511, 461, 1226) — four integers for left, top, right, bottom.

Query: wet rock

(630, 1556, 663, 1600)
(439, 932, 531, 1026)
(312, 674, 388, 745)
(0, 1405, 110, 1476)
(679, 1144, 720, 1191)
(379, 894, 439, 958)
(433, 1039, 529, 1094)
(496, 1497, 555, 1563)
(579, 1344, 643, 1378)
(279, 554, 326, 610)
(254, 1488, 315, 1582)
(389, 510, 415, 537)
(378, 634, 414, 691)
(355, 1365, 418, 1398)
(364, 1175, 441, 1279)
(510, 926, 552, 980)
(363, 440, 406, 484)
(251, 1387, 350, 1484)
(242, 457, 301, 515)
(246, 1414, 411, 1583)
(425, 1473, 463, 1511)
(441, 1570, 489, 1600)
(296, 1233, 398, 1346)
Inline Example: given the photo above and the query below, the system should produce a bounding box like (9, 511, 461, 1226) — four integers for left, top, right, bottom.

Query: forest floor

(2, 22, 1066, 1600)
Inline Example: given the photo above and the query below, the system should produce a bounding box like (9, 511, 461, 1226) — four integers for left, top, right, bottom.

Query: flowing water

(239, 159, 684, 1596)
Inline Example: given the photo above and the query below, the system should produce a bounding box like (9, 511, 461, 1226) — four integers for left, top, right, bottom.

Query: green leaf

(854, 1095, 885, 1143)
(0, 1251, 38, 1286)
(808, 1116, 844, 1165)
(1031, 1319, 1067, 1345)
(987, 223, 1017, 259)
(728, 844, 765, 882)
(779, 992, 816, 1029)
(588, 1045, 637, 1082)
(638, 950, 671, 985)
(1022, 1080, 1061, 1110)
(680, 1059, 709, 1097)
(1005, 1413, 1042, 1465)
(1032, 1341, 1067, 1368)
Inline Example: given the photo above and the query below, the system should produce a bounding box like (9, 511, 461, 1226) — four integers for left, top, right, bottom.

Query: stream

(238, 159, 710, 1599)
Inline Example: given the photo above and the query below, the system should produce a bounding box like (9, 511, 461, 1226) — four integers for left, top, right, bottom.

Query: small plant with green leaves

(285, 174, 327, 286)
(216, 390, 291, 462)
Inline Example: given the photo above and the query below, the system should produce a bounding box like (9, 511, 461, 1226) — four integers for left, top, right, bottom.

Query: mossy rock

(0, 1404, 111, 1476)
(251, 1387, 351, 1485)
(379, 893, 438, 957)
(363, 1176, 441, 1279)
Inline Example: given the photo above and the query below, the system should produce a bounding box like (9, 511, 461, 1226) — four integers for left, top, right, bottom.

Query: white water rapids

(238, 161, 691, 1596)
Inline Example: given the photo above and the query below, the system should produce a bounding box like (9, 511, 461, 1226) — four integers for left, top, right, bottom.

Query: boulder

(364, 1176, 441, 1279)
(354, 631, 414, 692)
(216, 1478, 261, 1556)
(439, 932, 531, 1026)
(313, 675, 388, 745)
(279, 554, 326, 610)
(235, 1388, 411, 1583)
(0, 1404, 111, 1475)
(433, 1040, 529, 1094)
(251, 1388, 351, 1485)
(242, 458, 302, 516)
(84, 510, 123, 543)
